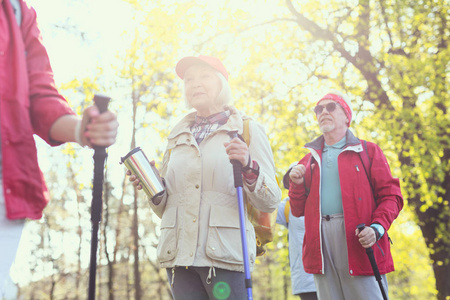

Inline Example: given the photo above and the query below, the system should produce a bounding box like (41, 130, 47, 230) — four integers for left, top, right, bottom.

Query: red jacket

(2, 0, 75, 220)
(289, 130, 403, 276)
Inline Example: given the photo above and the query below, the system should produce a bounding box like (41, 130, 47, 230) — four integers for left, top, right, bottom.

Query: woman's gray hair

(184, 71, 233, 109)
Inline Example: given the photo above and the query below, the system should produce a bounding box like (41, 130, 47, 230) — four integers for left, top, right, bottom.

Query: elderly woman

(129, 55, 281, 300)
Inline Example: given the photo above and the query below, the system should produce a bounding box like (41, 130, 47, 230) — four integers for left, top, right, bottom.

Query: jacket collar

(305, 129, 361, 150)
(167, 106, 245, 140)
(193, 110, 230, 126)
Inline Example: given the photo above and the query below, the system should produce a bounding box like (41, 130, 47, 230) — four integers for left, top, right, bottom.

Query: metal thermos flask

(120, 147, 165, 199)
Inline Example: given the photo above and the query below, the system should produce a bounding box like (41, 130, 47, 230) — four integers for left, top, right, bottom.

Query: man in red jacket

(289, 91, 403, 299)
(0, 0, 118, 297)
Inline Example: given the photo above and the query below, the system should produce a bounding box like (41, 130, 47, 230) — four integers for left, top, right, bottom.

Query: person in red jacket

(0, 0, 118, 297)
(288, 91, 403, 300)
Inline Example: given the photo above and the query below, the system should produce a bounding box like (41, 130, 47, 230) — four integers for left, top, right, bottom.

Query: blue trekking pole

(228, 131, 253, 300)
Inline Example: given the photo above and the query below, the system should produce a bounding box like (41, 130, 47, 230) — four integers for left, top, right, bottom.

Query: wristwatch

(242, 156, 260, 176)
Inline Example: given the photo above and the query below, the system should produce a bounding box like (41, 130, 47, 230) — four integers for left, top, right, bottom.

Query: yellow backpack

(284, 199, 290, 224)
(242, 119, 278, 256)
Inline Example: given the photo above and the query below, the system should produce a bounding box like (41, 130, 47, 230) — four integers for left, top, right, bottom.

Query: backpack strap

(359, 140, 393, 244)
(284, 200, 290, 224)
(358, 140, 376, 203)
(242, 118, 280, 187)
(359, 140, 372, 173)
(242, 118, 250, 147)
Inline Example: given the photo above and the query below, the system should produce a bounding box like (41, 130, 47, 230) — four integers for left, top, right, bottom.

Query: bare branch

(285, 0, 393, 110)
(285, 0, 357, 66)
(378, 0, 394, 49)
(195, 17, 296, 49)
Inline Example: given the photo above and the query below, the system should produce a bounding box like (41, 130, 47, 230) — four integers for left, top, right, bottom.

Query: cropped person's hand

(80, 106, 119, 147)
(224, 137, 250, 167)
(289, 164, 307, 185)
(355, 227, 377, 249)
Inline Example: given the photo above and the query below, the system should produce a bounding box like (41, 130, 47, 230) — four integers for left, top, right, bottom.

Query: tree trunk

(69, 166, 83, 300)
(130, 78, 142, 300)
(132, 189, 142, 300)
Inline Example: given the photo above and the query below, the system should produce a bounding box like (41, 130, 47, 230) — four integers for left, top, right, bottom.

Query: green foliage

(388, 207, 438, 299)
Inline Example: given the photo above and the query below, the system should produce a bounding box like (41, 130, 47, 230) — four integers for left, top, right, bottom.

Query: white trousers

(0, 204, 25, 300)
(314, 214, 388, 300)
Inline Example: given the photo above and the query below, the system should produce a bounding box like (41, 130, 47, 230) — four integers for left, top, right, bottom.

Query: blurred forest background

(11, 0, 449, 299)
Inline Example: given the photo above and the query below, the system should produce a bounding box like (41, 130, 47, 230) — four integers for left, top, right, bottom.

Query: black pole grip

(231, 160, 243, 188)
(91, 94, 110, 223)
(93, 94, 110, 114)
(92, 94, 110, 150)
(227, 131, 243, 188)
(366, 246, 388, 299)
(91, 153, 106, 223)
(356, 223, 388, 299)
(366, 248, 382, 281)
(88, 94, 111, 300)
(356, 223, 365, 233)
(358, 223, 383, 282)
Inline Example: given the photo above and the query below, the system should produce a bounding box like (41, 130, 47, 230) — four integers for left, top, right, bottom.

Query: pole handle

(357, 223, 383, 280)
(356, 223, 365, 233)
(88, 94, 111, 300)
(356, 223, 387, 299)
(356, 223, 372, 254)
(91, 94, 110, 221)
(92, 94, 110, 152)
(227, 131, 243, 188)
(93, 94, 110, 113)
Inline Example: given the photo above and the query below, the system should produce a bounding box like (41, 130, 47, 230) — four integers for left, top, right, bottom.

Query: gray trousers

(314, 214, 388, 300)
(166, 266, 247, 300)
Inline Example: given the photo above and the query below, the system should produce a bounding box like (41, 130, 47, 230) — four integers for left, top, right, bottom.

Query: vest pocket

(157, 206, 178, 262)
(206, 205, 255, 265)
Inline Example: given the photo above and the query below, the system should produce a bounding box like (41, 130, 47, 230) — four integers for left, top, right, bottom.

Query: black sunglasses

(313, 102, 340, 115)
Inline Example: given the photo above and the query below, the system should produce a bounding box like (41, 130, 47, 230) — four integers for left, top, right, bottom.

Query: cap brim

(176, 56, 208, 79)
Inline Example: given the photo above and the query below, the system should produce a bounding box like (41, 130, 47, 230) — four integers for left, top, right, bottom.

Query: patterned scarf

(191, 110, 230, 145)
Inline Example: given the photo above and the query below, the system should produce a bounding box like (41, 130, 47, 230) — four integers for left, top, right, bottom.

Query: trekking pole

(356, 224, 388, 300)
(228, 131, 253, 300)
(88, 94, 111, 300)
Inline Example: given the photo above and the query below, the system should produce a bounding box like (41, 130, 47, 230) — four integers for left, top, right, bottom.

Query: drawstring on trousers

(171, 267, 176, 287)
(206, 266, 216, 284)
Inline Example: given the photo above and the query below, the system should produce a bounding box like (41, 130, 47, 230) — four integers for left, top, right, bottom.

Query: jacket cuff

(370, 223, 385, 240)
